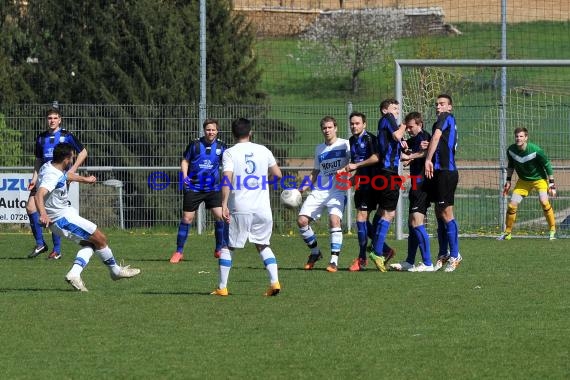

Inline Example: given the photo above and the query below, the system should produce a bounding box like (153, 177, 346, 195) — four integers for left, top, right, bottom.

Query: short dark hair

(231, 118, 251, 139)
(320, 116, 337, 128)
(46, 108, 61, 117)
(404, 111, 423, 126)
(52, 143, 75, 163)
(349, 111, 367, 124)
(514, 127, 528, 136)
(379, 98, 399, 111)
(203, 118, 219, 130)
(437, 94, 453, 105)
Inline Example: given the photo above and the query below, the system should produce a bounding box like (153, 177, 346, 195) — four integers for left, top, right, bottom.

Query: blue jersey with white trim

(377, 113, 401, 172)
(182, 137, 227, 192)
(35, 129, 84, 165)
(406, 130, 431, 181)
(431, 112, 458, 171)
(349, 131, 378, 188)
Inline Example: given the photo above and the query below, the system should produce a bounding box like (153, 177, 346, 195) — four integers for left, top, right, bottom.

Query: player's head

(231, 118, 252, 140)
(320, 116, 338, 143)
(52, 143, 75, 164)
(435, 94, 453, 115)
(404, 112, 423, 136)
(379, 98, 400, 118)
(203, 118, 219, 142)
(514, 127, 529, 148)
(45, 108, 62, 131)
(349, 112, 367, 136)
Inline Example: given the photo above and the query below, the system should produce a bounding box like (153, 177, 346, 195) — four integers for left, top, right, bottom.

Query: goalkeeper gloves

(548, 181, 557, 197)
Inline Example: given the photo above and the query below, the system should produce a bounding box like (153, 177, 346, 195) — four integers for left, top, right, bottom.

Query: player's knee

(90, 229, 108, 249)
(507, 204, 518, 215)
(25, 198, 36, 213)
(297, 215, 309, 228)
(540, 200, 551, 212)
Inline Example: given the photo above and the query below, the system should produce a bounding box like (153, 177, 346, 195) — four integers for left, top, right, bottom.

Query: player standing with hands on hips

(498, 127, 557, 241)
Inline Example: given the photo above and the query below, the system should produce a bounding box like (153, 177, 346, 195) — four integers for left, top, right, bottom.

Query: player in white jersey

(35, 143, 141, 292)
(298, 116, 350, 273)
(211, 118, 283, 297)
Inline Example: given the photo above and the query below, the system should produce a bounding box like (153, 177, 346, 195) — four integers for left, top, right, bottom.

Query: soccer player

(498, 127, 557, 240)
(298, 116, 350, 273)
(424, 94, 461, 272)
(34, 143, 140, 292)
(170, 118, 228, 263)
(26, 107, 88, 260)
(342, 111, 395, 272)
(390, 112, 434, 272)
(211, 118, 282, 296)
(349, 99, 407, 272)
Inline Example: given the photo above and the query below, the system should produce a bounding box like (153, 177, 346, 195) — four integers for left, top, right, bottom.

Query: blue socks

(446, 219, 460, 259)
(373, 219, 390, 255)
(176, 222, 190, 253)
(28, 212, 45, 246)
(356, 221, 368, 259)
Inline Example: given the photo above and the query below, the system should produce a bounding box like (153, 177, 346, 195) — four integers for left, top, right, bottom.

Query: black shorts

(408, 182, 430, 215)
(354, 188, 378, 211)
(430, 170, 458, 208)
(374, 169, 400, 212)
(183, 190, 222, 212)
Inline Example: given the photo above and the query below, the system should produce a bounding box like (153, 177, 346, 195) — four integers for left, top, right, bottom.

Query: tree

(1, 0, 263, 105)
(300, 9, 405, 94)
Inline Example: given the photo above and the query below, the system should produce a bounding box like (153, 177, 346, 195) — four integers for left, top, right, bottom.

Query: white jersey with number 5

(222, 141, 277, 213)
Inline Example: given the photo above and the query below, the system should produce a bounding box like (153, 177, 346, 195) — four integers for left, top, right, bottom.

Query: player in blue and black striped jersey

(342, 112, 395, 272)
(170, 118, 229, 264)
(26, 108, 88, 260)
(390, 112, 434, 272)
(424, 94, 461, 272)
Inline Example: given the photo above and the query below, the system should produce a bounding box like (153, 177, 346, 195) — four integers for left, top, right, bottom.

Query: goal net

(397, 60, 570, 238)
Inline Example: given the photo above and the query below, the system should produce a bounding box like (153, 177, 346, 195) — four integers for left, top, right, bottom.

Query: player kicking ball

(35, 143, 141, 292)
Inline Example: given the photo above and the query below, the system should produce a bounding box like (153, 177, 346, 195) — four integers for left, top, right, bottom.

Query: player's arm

(502, 167, 515, 196)
(424, 129, 441, 179)
(68, 148, 87, 174)
(34, 187, 52, 226)
(346, 153, 379, 172)
(28, 157, 43, 190)
(67, 172, 97, 184)
(268, 163, 282, 180)
(180, 158, 191, 187)
(221, 170, 233, 223)
(538, 148, 556, 196)
(300, 169, 319, 193)
(391, 123, 407, 142)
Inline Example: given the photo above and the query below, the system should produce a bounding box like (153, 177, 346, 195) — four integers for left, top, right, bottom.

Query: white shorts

(229, 211, 273, 249)
(299, 191, 346, 221)
(49, 209, 97, 244)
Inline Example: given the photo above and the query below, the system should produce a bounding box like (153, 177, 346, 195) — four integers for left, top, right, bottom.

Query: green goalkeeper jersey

(507, 142, 553, 181)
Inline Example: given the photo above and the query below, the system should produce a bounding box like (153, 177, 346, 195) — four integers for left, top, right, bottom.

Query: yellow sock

(505, 204, 517, 234)
(541, 201, 556, 231)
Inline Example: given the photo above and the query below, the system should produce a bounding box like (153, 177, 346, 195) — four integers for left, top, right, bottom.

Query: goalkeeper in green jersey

(498, 127, 557, 240)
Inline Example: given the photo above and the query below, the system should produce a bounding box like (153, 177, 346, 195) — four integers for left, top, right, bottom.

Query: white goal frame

(394, 59, 570, 240)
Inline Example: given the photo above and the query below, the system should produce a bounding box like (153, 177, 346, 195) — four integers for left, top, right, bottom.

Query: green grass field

(1, 232, 568, 379)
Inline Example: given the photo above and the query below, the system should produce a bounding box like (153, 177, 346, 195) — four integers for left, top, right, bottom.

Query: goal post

(394, 59, 570, 240)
